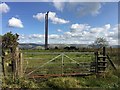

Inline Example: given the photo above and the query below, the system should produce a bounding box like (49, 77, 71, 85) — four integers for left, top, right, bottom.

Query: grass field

(18, 49, 119, 88)
(1, 48, 120, 88)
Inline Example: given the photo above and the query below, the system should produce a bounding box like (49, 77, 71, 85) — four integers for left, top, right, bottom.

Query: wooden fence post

(95, 51, 98, 73)
(19, 53, 23, 77)
(103, 47, 106, 71)
(15, 47, 23, 78)
(61, 53, 64, 76)
(1, 56, 6, 78)
(10, 47, 16, 80)
(15, 47, 19, 78)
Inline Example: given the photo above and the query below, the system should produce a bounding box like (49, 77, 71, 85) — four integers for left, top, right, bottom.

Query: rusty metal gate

(22, 52, 95, 78)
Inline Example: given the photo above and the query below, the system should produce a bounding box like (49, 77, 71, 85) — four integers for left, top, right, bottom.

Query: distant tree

(93, 37, 108, 49)
(70, 46, 76, 50)
(64, 47, 70, 50)
(55, 46, 58, 49)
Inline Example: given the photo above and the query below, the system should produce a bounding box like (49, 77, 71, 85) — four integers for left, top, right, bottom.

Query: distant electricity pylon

(45, 11, 49, 50)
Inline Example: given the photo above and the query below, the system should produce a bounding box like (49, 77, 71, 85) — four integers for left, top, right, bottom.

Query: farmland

(11, 47, 119, 89)
(1, 43, 120, 89)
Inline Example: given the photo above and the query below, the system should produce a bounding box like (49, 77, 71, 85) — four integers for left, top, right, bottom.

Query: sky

(0, 1, 119, 45)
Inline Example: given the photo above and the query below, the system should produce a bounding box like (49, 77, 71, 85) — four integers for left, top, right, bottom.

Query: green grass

(37, 72, 119, 89)
(2, 48, 119, 88)
(20, 49, 120, 89)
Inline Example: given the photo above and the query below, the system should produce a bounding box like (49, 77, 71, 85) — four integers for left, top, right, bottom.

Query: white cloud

(104, 24, 111, 30)
(33, 11, 69, 24)
(106, 24, 118, 39)
(33, 13, 45, 21)
(0, 3, 10, 13)
(8, 17, 24, 28)
(19, 24, 118, 45)
(63, 23, 117, 45)
(90, 27, 104, 33)
(106, 32, 115, 37)
(49, 34, 60, 39)
(90, 24, 111, 34)
(30, 34, 44, 38)
(51, 0, 119, 2)
(52, 2, 102, 16)
(57, 29, 62, 32)
(78, 3, 102, 16)
(70, 23, 90, 32)
(52, 0, 65, 11)
(19, 34, 44, 44)
(49, 12, 69, 24)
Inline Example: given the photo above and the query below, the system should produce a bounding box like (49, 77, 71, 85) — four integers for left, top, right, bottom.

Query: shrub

(46, 77, 81, 88)
(2, 77, 38, 88)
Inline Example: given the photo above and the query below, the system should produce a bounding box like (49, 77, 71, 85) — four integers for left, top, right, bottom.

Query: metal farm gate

(22, 52, 95, 78)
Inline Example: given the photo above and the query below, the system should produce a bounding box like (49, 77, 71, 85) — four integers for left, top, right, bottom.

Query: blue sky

(1, 2, 119, 45)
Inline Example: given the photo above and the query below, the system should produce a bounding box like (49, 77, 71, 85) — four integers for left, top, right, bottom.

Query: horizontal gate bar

(22, 52, 94, 55)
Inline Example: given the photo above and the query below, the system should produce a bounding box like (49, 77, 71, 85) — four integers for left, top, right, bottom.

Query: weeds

(2, 77, 38, 88)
